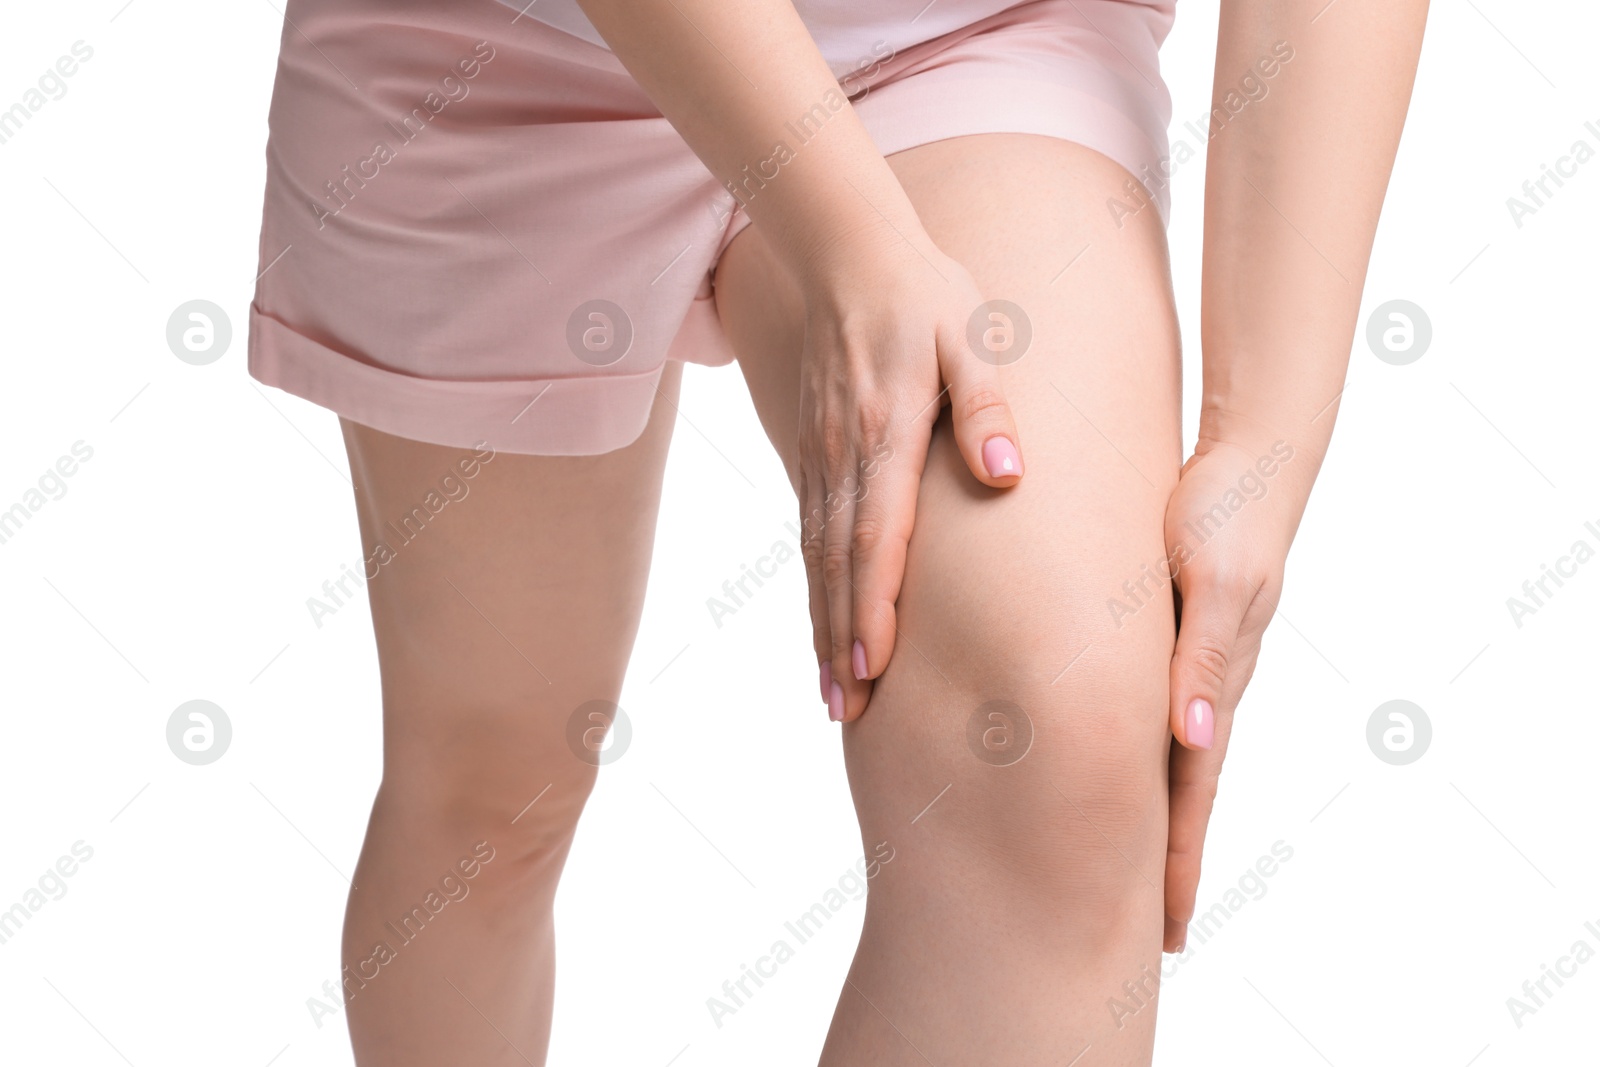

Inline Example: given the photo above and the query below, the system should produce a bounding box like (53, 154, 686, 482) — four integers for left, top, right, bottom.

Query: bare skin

(567, 0, 1430, 954)
(327, 0, 1430, 1063)
(337, 132, 1177, 1067)
(573, 0, 1031, 723)
(719, 132, 1183, 1064)
(335, 362, 682, 1065)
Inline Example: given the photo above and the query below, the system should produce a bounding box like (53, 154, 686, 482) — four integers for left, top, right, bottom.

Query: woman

(248, 0, 1429, 1061)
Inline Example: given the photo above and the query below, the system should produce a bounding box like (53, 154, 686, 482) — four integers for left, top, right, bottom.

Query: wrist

(779, 196, 941, 295)
(1191, 410, 1323, 512)
(724, 132, 937, 293)
(1198, 397, 1330, 469)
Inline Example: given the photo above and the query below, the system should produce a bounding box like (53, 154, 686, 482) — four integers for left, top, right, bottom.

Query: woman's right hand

(571, 0, 1025, 721)
(794, 235, 1025, 722)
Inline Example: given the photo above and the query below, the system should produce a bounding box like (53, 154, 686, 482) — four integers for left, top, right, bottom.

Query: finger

(818, 433, 870, 722)
(1168, 575, 1250, 751)
(796, 464, 834, 710)
(939, 326, 1023, 487)
(1163, 736, 1229, 953)
(1165, 575, 1264, 951)
(1163, 575, 1248, 951)
(1164, 914, 1186, 955)
(848, 429, 930, 682)
(819, 483, 870, 726)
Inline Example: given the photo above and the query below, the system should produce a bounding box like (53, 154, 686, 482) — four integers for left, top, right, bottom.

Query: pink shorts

(247, 0, 1174, 455)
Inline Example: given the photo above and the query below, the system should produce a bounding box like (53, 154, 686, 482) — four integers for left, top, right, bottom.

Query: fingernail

(852, 639, 868, 680)
(829, 680, 845, 722)
(820, 660, 832, 704)
(982, 436, 1020, 479)
(1187, 698, 1214, 750)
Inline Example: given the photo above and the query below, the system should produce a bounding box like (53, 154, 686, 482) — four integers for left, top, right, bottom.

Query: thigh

(338, 361, 682, 833)
(717, 129, 1181, 924)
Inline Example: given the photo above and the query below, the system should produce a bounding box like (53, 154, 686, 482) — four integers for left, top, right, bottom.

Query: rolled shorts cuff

(249, 303, 669, 456)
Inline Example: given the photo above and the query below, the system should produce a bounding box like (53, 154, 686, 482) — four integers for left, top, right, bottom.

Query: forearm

(1200, 0, 1429, 486)
(573, 0, 928, 282)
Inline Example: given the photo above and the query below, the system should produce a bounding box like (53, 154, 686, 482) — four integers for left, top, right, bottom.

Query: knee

(375, 697, 614, 875)
(852, 556, 1173, 940)
(956, 643, 1169, 910)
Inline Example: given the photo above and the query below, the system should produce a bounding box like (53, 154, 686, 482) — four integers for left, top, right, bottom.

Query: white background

(1, 2, 1596, 1065)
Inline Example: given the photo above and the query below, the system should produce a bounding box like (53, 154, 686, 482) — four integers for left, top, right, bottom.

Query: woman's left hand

(1160, 433, 1309, 953)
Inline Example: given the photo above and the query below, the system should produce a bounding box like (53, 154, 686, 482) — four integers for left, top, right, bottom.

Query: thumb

(940, 334, 1023, 487)
(1169, 580, 1245, 750)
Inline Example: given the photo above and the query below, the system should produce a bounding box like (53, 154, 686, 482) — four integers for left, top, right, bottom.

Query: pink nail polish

(829, 680, 845, 722)
(1188, 698, 1214, 750)
(852, 639, 868, 680)
(820, 660, 832, 704)
(982, 436, 1020, 479)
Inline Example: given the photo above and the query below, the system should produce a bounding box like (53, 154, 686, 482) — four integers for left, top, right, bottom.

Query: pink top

(499, 0, 1087, 76)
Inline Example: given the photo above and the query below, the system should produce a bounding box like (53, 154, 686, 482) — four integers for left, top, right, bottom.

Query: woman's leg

(715, 135, 1182, 1065)
(334, 363, 681, 1066)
